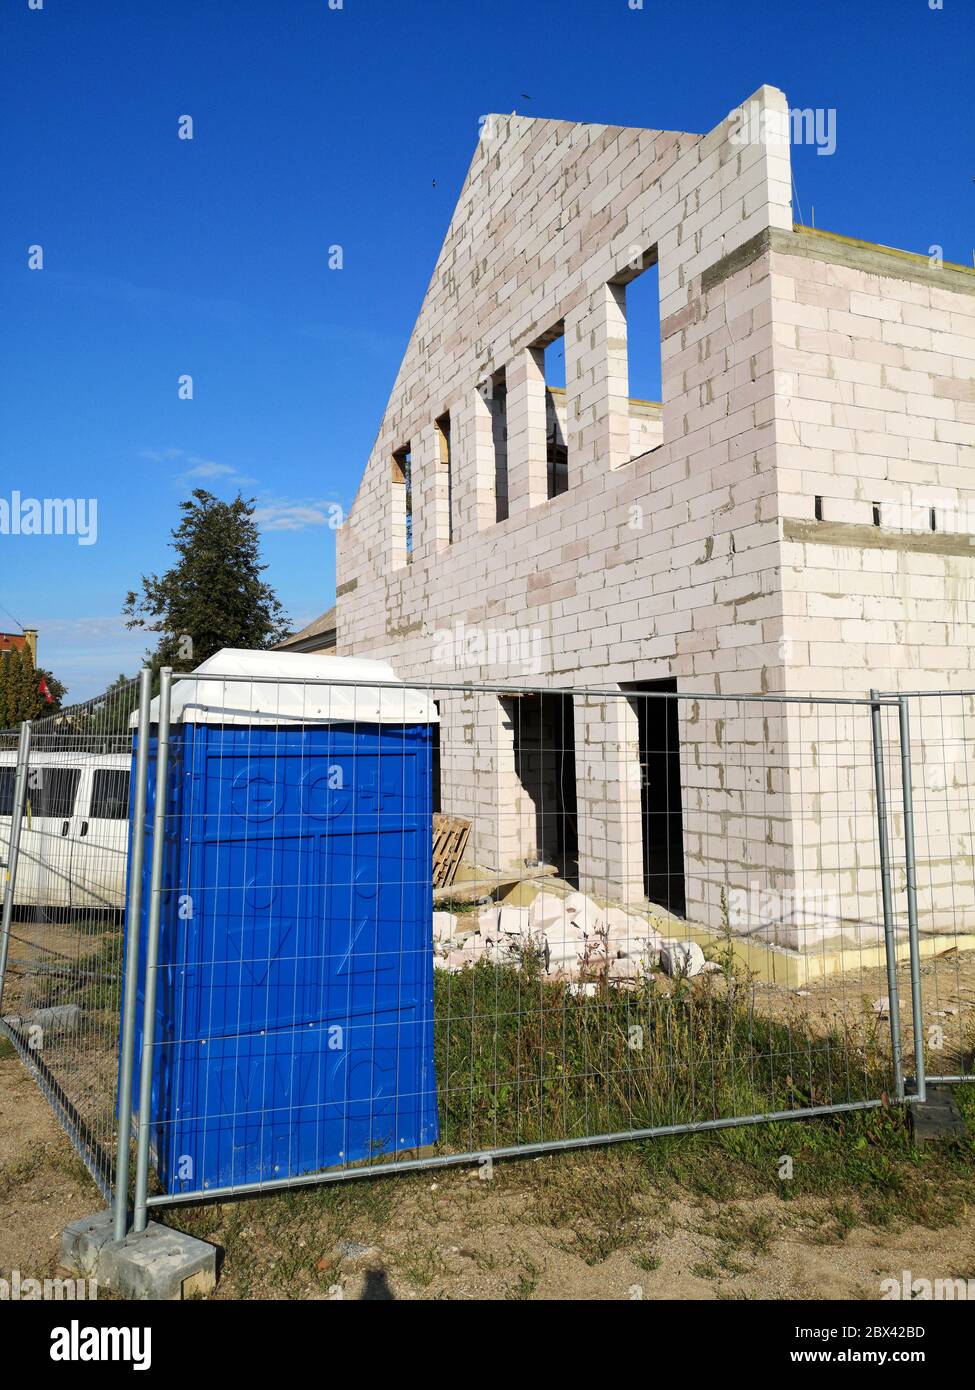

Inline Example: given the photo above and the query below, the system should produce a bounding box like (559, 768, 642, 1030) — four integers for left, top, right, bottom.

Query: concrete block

(3, 1004, 80, 1035)
(432, 910, 457, 944)
(909, 1087, 969, 1144)
(659, 939, 707, 978)
(60, 1210, 218, 1301)
(497, 905, 531, 935)
(563, 892, 603, 932)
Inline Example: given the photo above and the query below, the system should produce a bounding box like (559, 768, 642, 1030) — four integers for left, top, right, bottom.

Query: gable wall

(336, 85, 794, 700)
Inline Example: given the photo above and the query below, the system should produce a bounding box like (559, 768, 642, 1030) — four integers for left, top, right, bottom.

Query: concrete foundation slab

(60, 1209, 218, 1300)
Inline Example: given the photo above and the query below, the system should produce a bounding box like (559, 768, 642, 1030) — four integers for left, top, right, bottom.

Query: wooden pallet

(432, 813, 472, 889)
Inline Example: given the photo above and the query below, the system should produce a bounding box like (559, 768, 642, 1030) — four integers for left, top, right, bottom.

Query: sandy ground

(316, 1188, 975, 1303)
(1, 922, 972, 1301)
(0, 915, 121, 1162)
(0, 1054, 94, 1280)
(754, 947, 975, 1079)
(1, 1048, 973, 1302)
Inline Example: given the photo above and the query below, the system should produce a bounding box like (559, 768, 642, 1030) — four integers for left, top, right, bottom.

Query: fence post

(132, 667, 173, 1234)
(0, 720, 32, 1012)
(897, 695, 926, 1104)
(869, 692, 904, 1102)
(112, 667, 153, 1243)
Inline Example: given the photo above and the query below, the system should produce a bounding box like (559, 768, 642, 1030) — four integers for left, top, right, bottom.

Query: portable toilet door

(124, 649, 439, 1194)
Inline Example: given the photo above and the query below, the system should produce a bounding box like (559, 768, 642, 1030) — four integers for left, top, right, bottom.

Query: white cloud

(252, 500, 332, 532)
(29, 616, 151, 703)
(139, 447, 184, 464)
(137, 450, 333, 531)
(139, 449, 257, 488)
(183, 459, 239, 479)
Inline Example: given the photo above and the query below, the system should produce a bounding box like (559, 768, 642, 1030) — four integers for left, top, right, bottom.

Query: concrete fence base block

(908, 1086, 969, 1145)
(60, 1210, 218, 1300)
(4, 1004, 81, 1035)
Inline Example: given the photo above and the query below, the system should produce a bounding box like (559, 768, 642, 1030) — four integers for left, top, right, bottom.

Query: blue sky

(1, 0, 972, 701)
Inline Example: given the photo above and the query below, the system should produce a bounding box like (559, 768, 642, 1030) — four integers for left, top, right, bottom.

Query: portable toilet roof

(133, 648, 439, 726)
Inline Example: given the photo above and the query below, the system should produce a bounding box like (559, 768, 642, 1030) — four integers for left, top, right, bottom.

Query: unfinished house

(334, 85, 975, 955)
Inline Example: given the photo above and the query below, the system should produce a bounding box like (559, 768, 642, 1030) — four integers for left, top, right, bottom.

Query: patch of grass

(170, 1175, 398, 1299)
(633, 1093, 973, 1219)
(0, 1139, 94, 1199)
(435, 898, 482, 916)
(634, 1251, 661, 1272)
(153, 964, 974, 1295)
(157, 1085, 975, 1297)
(395, 1238, 446, 1289)
(69, 915, 121, 937)
(715, 1249, 750, 1276)
(697, 1206, 778, 1275)
(511, 1149, 652, 1265)
(953, 1082, 975, 1126)
(0, 1150, 50, 1198)
(706, 1207, 777, 1257)
(433, 959, 886, 1156)
(503, 1253, 541, 1300)
(75, 931, 123, 1013)
(459, 1244, 499, 1272)
(21, 931, 123, 1015)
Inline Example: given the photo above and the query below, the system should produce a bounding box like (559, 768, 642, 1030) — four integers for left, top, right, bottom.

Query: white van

(0, 751, 130, 913)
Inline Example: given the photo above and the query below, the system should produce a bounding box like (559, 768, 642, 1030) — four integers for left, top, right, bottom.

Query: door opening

(503, 693, 578, 886)
(431, 702, 441, 814)
(622, 679, 686, 916)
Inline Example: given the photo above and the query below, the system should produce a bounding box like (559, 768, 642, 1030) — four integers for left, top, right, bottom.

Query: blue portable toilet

(123, 649, 439, 1195)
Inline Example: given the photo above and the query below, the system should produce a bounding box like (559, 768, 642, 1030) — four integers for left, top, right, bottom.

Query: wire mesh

(8, 671, 970, 1215)
(126, 673, 908, 1209)
(0, 676, 140, 1195)
(879, 691, 975, 1083)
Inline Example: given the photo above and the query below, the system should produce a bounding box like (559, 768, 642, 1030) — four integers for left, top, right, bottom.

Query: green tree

(2, 647, 28, 723)
(0, 647, 67, 723)
(122, 489, 290, 670)
(0, 649, 11, 727)
(10, 648, 30, 723)
(80, 672, 141, 737)
(10, 648, 28, 722)
(35, 667, 67, 715)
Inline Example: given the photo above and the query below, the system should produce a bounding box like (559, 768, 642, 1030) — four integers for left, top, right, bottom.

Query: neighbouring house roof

(274, 606, 337, 654)
(0, 631, 36, 660)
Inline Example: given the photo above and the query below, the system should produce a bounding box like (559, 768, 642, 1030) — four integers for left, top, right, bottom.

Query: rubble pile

(432, 889, 712, 984)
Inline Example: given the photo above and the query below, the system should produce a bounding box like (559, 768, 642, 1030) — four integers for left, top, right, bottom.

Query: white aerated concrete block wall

(771, 237, 975, 936)
(334, 85, 975, 947)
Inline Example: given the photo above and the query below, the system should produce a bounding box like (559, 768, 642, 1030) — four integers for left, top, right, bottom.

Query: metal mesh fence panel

(9, 668, 960, 1220)
(879, 691, 975, 1084)
(123, 672, 909, 1212)
(0, 676, 141, 1196)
